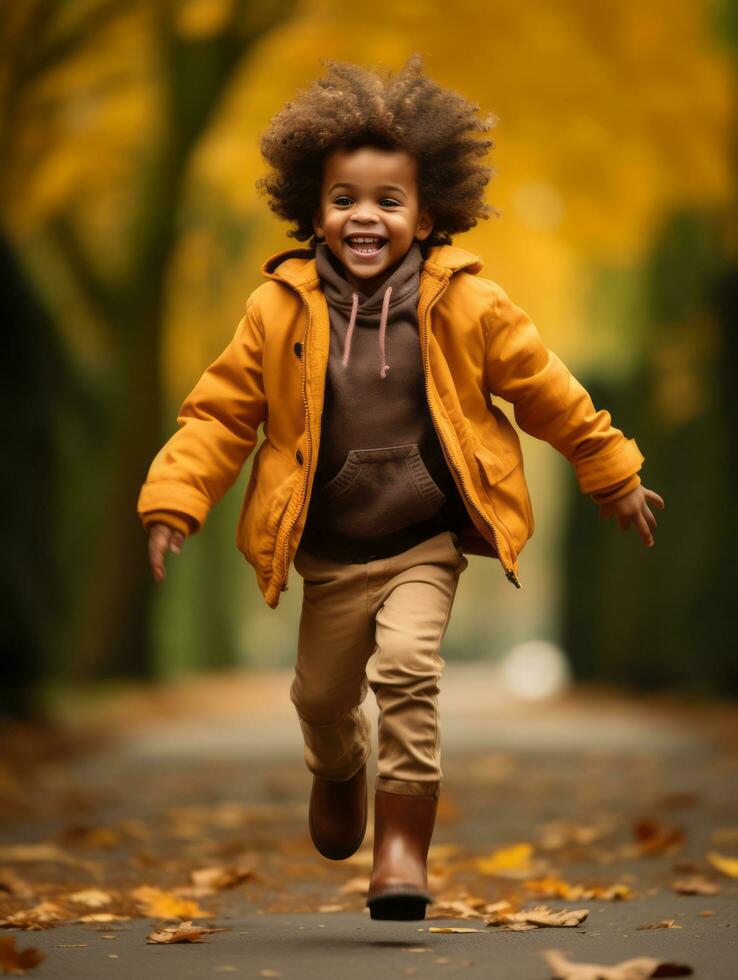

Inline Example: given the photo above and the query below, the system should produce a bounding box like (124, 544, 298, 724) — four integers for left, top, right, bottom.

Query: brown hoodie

(298, 240, 470, 563)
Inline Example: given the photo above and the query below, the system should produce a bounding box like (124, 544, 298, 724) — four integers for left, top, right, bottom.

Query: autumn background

(2, 1, 738, 974)
(2, 0, 737, 712)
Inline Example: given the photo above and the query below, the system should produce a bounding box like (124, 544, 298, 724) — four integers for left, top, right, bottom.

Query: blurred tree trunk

(1, 1, 296, 711)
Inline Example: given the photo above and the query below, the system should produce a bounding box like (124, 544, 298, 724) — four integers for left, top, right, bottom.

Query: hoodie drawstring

(378, 286, 392, 378)
(341, 292, 359, 368)
(341, 285, 393, 379)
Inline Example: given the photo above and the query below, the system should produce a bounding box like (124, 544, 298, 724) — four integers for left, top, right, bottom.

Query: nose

(351, 200, 380, 222)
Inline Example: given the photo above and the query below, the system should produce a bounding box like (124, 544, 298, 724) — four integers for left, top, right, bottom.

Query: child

(138, 55, 664, 921)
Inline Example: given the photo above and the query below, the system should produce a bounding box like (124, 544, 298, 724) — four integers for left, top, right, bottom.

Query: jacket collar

(260, 242, 484, 291)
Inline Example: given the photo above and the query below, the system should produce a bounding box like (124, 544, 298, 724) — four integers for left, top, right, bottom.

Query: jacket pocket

(318, 443, 446, 539)
(237, 440, 296, 577)
(473, 441, 534, 549)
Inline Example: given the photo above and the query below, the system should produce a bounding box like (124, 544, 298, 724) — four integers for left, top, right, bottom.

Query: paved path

(1, 666, 736, 978)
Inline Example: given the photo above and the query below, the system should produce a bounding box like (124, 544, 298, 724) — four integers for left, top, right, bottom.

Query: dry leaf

(538, 819, 614, 850)
(0, 869, 33, 899)
(475, 842, 543, 877)
(65, 888, 112, 907)
(541, 947, 693, 979)
(76, 913, 131, 923)
(632, 819, 685, 856)
(130, 885, 212, 919)
(0, 843, 89, 868)
(427, 898, 488, 921)
(147, 920, 228, 944)
(427, 926, 482, 933)
(672, 876, 721, 896)
(488, 905, 589, 930)
(0, 935, 46, 974)
(57, 825, 121, 849)
(189, 866, 255, 893)
(1, 901, 65, 930)
(710, 827, 738, 844)
(259, 972, 283, 978)
(339, 876, 370, 895)
(525, 876, 631, 901)
(317, 904, 344, 913)
(706, 850, 738, 878)
(637, 920, 682, 930)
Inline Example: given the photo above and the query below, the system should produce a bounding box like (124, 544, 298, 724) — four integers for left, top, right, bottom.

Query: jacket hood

(261, 241, 484, 379)
(260, 241, 484, 290)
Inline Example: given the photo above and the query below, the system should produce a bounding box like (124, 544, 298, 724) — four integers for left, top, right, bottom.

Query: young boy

(138, 55, 664, 921)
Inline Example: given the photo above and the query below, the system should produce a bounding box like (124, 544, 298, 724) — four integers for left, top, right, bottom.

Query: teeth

(346, 237, 384, 244)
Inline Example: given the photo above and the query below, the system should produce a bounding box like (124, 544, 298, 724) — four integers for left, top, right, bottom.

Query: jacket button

(294, 342, 302, 357)
(296, 449, 304, 465)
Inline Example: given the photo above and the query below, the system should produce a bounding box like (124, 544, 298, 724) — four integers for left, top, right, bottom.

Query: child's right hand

(148, 523, 186, 582)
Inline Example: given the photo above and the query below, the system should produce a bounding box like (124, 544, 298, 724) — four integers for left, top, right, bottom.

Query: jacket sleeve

(484, 285, 644, 495)
(137, 296, 267, 532)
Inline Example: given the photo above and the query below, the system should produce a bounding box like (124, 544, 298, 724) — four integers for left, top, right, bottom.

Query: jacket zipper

(421, 275, 522, 589)
(276, 290, 314, 591)
(275, 274, 522, 593)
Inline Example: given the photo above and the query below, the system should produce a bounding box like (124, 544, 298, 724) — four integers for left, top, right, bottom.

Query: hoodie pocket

(318, 443, 446, 539)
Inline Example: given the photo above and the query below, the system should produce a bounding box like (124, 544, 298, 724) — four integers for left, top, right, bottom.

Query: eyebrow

(328, 182, 407, 195)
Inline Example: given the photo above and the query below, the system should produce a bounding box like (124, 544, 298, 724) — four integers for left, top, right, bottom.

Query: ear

(415, 207, 433, 242)
(312, 207, 324, 239)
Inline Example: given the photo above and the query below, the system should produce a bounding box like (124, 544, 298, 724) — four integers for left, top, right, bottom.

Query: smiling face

(312, 145, 433, 294)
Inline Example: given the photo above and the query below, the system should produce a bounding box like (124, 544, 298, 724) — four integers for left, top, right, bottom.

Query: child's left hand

(597, 484, 665, 547)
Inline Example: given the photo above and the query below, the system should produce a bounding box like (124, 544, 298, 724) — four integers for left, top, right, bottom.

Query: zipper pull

(505, 569, 522, 588)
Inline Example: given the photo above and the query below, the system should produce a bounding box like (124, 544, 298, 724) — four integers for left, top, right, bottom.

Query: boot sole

(367, 888, 432, 921)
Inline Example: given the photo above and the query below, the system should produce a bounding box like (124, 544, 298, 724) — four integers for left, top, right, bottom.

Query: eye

(333, 196, 352, 206)
(380, 198, 401, 208)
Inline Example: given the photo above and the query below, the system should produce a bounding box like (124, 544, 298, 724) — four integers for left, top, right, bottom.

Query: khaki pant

(290, 530, 468, 799)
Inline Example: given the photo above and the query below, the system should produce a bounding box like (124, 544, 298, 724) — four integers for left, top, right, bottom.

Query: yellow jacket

(137, 244, 644, 608)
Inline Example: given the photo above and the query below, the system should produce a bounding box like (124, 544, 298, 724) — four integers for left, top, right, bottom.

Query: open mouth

(344, 235, 388, 257)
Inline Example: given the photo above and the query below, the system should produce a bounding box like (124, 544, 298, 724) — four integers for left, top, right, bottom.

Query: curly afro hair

(256, 53, 499, 249)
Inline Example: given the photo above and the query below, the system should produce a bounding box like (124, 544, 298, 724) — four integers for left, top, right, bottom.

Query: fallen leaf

(76, 913, 131, 923)
(338, 876, 370, 895)
(672, 876, 721, 896)
(540, 947, 693, 979)
(0, 843, 90, 869)
(524, 876, 631, 901)
(130, 885, 212, 919)
(632, 819, 685, 856)
(427, 898, 488, 921)
(0, 935, 46, 974)
(0, 869, 33, 899)
(487, 905, 589, 929)
(710, 827, 738, 844)
(538, 819, 614, 850)
(56, 825, 121, 849)
(65, 888, 112, 907)
(147, 920, 228, 944)
(317, 904, 344, 913)
(475, 842, 542, 877)
(259, 972, 283, 978)
(1, 901, 65, 930)
(427, 927, 482, 933)
(190, 865, 255, 893)
(706, 850, 738, 878)
(637, 920, 682, 930)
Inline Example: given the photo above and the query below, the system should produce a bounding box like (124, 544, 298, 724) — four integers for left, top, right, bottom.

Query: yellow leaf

(475, 842, 534, 874)
(130, 885, 212, 919)
(706, 850, 738, 878)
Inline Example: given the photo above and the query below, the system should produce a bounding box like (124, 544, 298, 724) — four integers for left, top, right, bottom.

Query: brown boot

(366, 788, 438, 920)
(308, 762, 368, 860)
